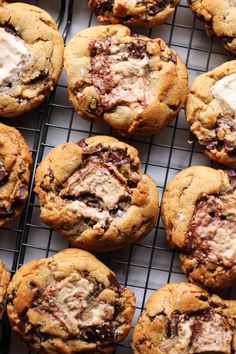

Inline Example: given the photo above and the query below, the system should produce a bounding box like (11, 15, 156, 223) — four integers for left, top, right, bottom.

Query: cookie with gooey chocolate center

(7, 248, 135, 354)
(0, 123, 32, 226)
(188, 0, 236, 54)
(186, 61, 236, 168)
(161, 165, 236, 288)
(88, 0, 180, 28)
(0, 1, 64, 118)
(64, 25, 188, 136)
(0, 260, 10, 321)
(132, 282, 236, 354)
(34, 135, 158, 252)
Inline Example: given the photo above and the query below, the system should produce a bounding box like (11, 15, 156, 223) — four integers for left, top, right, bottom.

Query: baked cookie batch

(0, 0, 236, 353)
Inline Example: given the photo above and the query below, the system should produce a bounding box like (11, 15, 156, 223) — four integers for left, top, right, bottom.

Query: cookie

(186, 61, 236, 168)
(34, 135, 158, 252)
(0, 260, 10, 321)
(0, 123, 32, 226)
(64, 25, 188, 136)
(188, 0, 236, 53)
(0, 1, 64, 118)
(88, 0, 180, 28)
(161, 165, 236, 288)
(7, 248, 135, 354)
(132, 282, 236, 354)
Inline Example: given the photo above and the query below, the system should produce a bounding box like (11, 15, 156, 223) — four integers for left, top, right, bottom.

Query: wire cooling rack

(0, 0, 236, 353)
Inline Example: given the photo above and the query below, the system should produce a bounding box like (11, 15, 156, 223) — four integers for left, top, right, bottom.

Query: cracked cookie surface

(188, 0, 236, 53)
(0, 1, 64, 118)
(7, 248, 135, 354)
(161, 165, 236, 288)
(34, 135, 158, 252)
(0, 123, 32, 227)
(186, 61, 236, 168)
(64, 25, 188, 136)
(132, 282, 236, 354)
(0, 260, 10, 321)
(88, 0, 180, 28)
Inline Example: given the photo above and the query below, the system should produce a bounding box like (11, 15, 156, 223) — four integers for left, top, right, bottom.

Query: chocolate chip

(227, 169, 236, 188)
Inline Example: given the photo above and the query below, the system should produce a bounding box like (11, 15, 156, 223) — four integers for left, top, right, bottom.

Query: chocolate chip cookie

(89, 0, 180, 28)
(0, 123, 32, 226)
(188, 0, 236, 53)
(161, 165, 236, 288)
(0, 260, 10, 321)
(132, 282, 236, 354)
(35, 136, 158, 252)
(0, 1, 64, 118)
(7, 248, 135, 354)
(64, 25, 188, 136)
(186, 61, 236, 168)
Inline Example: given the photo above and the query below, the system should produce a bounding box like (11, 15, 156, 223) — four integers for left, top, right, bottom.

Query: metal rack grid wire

(0, 0, 236, 353)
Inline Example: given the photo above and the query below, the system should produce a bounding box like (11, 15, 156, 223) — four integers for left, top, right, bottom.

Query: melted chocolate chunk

(94, 0, 114, 16)
(0, 207, 13, 218)
(82, 324, 116, 343)
(186, 193, 227, 252)
(127, 180, 138, 188)
(0, 299, 6, 321)
(199, 138, 218, 150)
(16, 184, 28, 202)
(2, 23, 17, 36)
(170, 53, 177, 64)
(220, 35, 233, 45)
(78, 141, 104, 155)
(107, 148, 130, 166)
(146, 0, 170, 16)
(27, 71, 48, 85)
(90, 38, 111, 57)
(227, 170, 236, 188)
(78, 193, 103, 209)
(216, 119, 236, 154)
(200, 119, 236, 154)
(108, 273, 120, 290)
(0, 163, 8, 186)
(165, 318, 172, 338)
(40, 172, 54, 192)
(127, 40, 149, 59)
